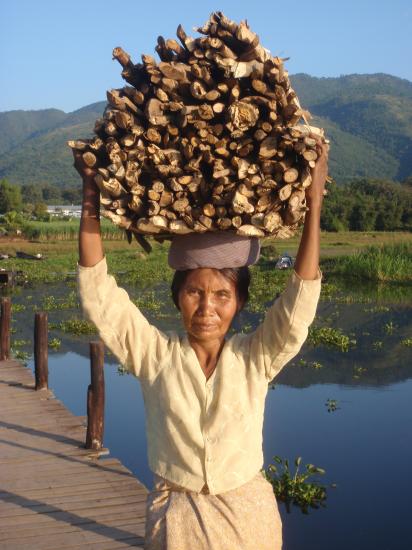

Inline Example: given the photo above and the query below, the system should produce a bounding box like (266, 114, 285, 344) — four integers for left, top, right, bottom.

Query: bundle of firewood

(69, 11, 328, 249)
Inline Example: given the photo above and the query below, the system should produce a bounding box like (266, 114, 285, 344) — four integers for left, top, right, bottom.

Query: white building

(46, 205, 82, 218)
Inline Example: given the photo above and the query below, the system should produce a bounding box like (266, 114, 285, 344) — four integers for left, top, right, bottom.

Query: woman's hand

(306, 137, 329, 210)
(72, 149, 97, 182)
(72, 150, 100, 213)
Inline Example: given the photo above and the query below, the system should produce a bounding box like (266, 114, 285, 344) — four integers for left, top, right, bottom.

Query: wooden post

(86, 341, 105, 450)
(34, 312, 48, 390)
(0, 297, 11, 361)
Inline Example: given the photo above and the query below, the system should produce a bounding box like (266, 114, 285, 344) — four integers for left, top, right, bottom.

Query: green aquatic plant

(401, 338, 412, 347)
(384, 321, 397, 335)
(372, 340, 384, 350)
(240, 322, 253, 334)
(40, 295, 59, 310)
(263, 456, 330, 514)
(56, 318, 97, 335)
(11, 303, 26, 313)
(296, 359, 324, 369)
(325, 398, 339, 412)
(133, 290, 162, 313)
(363, 305, 390, 313)
(12, 349, 32, 364)
(38, 291, 79, 311)
(319, 282, 339, 300)
(11, 339, 30, 348)
(353, 365, 367, 379)
(308, 326, 355, 352)
(117, 364, 129, 376)
(48, 338, 61, 350)
(247, 266, 288, 313)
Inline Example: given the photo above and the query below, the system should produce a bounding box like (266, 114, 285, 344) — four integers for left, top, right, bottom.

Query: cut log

(236, 224, 265, 237)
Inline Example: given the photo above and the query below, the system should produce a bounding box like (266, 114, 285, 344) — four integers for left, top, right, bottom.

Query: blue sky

(1, 0, 411, 113)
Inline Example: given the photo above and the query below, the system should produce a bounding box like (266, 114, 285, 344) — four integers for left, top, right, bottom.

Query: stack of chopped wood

(69, 11, 328, 247)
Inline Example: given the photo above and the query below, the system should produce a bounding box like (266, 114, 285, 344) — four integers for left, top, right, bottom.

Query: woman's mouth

(193, 322, 216, 330)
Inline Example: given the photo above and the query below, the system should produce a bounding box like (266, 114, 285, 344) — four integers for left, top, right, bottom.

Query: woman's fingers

(72, 150, 97, 180)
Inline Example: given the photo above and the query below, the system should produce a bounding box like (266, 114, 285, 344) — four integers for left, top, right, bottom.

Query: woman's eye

(187, 288, 198, 295)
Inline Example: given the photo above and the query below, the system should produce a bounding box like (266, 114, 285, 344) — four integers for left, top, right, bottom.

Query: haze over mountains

(0, 73, 411, 187)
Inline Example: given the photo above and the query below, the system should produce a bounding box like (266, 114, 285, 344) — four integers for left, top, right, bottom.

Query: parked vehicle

(275, 254, 294, 270)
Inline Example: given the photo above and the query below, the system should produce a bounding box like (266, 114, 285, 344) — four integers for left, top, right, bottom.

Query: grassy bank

(324, 243, 412, 283)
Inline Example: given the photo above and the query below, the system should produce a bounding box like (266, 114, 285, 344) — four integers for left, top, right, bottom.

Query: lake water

(5, 276, 412, 550)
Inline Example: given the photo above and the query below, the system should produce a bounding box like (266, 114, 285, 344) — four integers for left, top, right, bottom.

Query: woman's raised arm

(293, 138, 329, 280)
(73, 151, 104, 268)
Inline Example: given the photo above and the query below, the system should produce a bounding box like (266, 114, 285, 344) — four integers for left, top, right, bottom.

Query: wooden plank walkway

(0, 359, 147, 549)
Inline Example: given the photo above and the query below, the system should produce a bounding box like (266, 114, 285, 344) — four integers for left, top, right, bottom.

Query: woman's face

(178, 268, 241, 344)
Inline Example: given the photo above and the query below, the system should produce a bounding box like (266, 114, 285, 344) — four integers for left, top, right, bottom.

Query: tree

(42, 184, 61, 202)
(33, 202, 50, 221)
(61, 187, 82, 204)
(0, 179, 23, 214)
(21, 183, 43, 205)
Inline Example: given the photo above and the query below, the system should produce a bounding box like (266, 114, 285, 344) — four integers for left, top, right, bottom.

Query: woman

(74, 137, 328, 550)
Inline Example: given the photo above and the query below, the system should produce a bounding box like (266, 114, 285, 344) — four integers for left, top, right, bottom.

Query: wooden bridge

(0, 298, 147, 549)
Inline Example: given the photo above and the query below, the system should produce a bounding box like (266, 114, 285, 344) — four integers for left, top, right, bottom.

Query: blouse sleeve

(76, 256, 169, 381)
(246, 269, 321, 382)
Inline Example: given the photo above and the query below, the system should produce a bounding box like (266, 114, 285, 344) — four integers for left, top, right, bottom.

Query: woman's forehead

(184, 268, 235, 290)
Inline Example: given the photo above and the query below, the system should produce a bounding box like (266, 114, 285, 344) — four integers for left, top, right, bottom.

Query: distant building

(47, 205, 82, 218)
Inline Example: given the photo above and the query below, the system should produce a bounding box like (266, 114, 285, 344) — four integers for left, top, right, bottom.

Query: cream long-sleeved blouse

(77, 256, 321, 495)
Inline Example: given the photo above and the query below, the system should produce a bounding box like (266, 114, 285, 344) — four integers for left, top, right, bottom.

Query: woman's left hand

(305, 137, 329, 210)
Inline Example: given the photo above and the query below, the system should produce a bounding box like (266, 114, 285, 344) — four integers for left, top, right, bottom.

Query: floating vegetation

(308, 326, 355, 352)
(11, 303, 26, 313)
(48, 338, 62, 350)
(12, 349, 32, 364)
(325, 398, 339, 412)
(263, 456, 331, 514)
(11, 339, 30, 348)
(37, 291, 79, 311)
(353, 365, 367, 379)
(297, 359, 324, 369)
(384, 321, 396, 335)
(55, 318, 97, 336)
(133, 290, 163, 313)
(372, 340, 384, 350)
(320, 282, 339, 301)
(364, 305, 390, 313)
(240, 321, 253, 334)
(248, 266, 288, 313)
(401, 338, 412, 347)
(117, 364, 129, 376)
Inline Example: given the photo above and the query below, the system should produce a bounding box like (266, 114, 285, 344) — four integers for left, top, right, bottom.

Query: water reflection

(4, 276, 412, 550)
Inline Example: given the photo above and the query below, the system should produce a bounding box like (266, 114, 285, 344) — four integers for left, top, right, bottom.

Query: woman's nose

(197, 294, 214, 315)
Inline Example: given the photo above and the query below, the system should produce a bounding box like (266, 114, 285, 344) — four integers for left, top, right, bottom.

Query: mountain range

(0, 73, 411, 187)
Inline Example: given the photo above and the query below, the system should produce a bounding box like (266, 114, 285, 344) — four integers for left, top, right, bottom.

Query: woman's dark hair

(171, 267, 251, 311)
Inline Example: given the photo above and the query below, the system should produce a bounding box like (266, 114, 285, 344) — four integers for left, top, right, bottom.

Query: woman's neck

(188, 336, 226, 372)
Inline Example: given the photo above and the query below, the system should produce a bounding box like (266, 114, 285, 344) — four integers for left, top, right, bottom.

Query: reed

(24, 220, 125, 241)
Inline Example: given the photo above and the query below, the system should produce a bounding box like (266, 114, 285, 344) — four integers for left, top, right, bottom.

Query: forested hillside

(0, 73, 411, 187)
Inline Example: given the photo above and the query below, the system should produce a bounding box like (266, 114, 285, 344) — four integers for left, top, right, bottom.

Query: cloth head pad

(168, 232, 261, 270)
